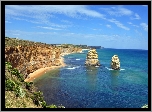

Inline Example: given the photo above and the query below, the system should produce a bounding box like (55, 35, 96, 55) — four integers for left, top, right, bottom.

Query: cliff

(5, 37, 82, 108)
(5, 37, 82, 79)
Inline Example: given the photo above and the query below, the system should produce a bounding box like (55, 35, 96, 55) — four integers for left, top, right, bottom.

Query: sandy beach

(24, 57, 66, 82)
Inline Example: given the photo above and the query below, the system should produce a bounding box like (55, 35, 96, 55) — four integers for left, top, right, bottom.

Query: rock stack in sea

(111, 55, 120, 70)
(85, 49, 100, 66)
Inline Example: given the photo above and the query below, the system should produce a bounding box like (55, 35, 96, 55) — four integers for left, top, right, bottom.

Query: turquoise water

(34, 48, 148, 108)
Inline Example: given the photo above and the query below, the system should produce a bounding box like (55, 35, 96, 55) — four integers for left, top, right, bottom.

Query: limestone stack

(85, 49, 100, 66)
(111, 55, 120, 70)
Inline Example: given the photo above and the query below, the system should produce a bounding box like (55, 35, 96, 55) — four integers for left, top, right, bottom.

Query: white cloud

(12, 17, 41, 24)
(12, 16, 71, 30)
(135, 13, 140, 19)
(127, 22, 139, 27)
(5, 5, 106, 31)
(5, 5, 105, 21)
(140, 23, 148, 31)
(92, 28, 102, 31)
(61, 20, 72, 24)
(108, 19, 130, 30)
(5, 21, 12, 23)
(106, 24, 111, 28)
(13, 34, 20, 35)
(93, 29, 97, 30)
(127, 22, 132, 24)
(131, 13, 141, 20)
(37, 26, 62, 30)
(132, 25, 139, 27)
(101, 6, 133, 17)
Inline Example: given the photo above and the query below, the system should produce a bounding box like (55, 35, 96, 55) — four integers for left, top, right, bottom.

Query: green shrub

(11, 68, 24, 82)
(15, 85, 25, 98)
(25, 82, 33, 90)
(45, 104, 65, 108)
(5, 79, 16, 91)
(5, 62, 12, 70)
(45, 104, 57, 108)
(18, 73, 24, 82)
(32, 91, 44, 106)
(40, 101, 47, 108)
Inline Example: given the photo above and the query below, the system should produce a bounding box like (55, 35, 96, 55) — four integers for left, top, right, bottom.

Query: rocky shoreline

(5, 37, 83, 108)
(24, 57, 66, 82)
(5, 37, 82, 81)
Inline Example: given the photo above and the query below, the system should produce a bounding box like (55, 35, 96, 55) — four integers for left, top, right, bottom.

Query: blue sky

(5, 5, 148, 50)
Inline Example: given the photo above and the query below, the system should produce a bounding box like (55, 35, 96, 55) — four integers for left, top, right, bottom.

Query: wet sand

(24, 57, 66, 82)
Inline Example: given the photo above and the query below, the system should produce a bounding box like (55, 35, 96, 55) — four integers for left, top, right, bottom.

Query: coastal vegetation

(5, 60, 66, 108)
(5, 37, 51, 47)
(5, 37, 148, 108)
(5, 61, 42, 108)
(5, 37, 82, 108)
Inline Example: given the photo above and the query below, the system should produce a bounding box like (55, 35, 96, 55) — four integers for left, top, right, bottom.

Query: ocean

(34, 48, 148, 108)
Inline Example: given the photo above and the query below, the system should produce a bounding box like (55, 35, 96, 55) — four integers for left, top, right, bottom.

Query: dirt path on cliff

(24, 57, 66, 82)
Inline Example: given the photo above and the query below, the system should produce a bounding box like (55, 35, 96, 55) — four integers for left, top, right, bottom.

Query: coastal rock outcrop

(85, 49, 100, 66)
(5, 39, 82, 79)
(111, 55, 120, 70)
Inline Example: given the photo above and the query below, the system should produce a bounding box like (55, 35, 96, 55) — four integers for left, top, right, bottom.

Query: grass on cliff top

(5, 91, 41, 108)
(5, 37, 86, 49)
(5, 37, 51, 47)
(5, 62, 65, 108)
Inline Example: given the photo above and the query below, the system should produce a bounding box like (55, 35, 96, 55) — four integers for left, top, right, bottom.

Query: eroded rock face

(85, 49, 100, 66)
(5, 45, 82, 79)
(111, 55, 120, 70)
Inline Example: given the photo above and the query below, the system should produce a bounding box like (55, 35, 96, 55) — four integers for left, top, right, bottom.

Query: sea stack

(85, 49, 100, 66)
(111, 55, 120, 70)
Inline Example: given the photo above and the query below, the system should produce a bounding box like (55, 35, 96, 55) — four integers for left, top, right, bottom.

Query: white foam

(66, 66, 80, 70)
(105, 67, 114, 71)
(76, 59, 80, 60)
(95, 66, 100, 67)
(120, 69, 125, 71)
(105, 67, 125, 71)
(66, 67, 75, 70)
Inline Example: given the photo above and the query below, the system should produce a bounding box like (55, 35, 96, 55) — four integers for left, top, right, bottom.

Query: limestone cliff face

(85, 49, 100, 66)
(111, 55, 120, 70)
(5, 44, 82, 79)
(60, 46, 82, 54)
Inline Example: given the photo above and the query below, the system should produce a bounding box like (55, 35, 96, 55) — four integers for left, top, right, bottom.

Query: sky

(5, 5, 148, 50)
